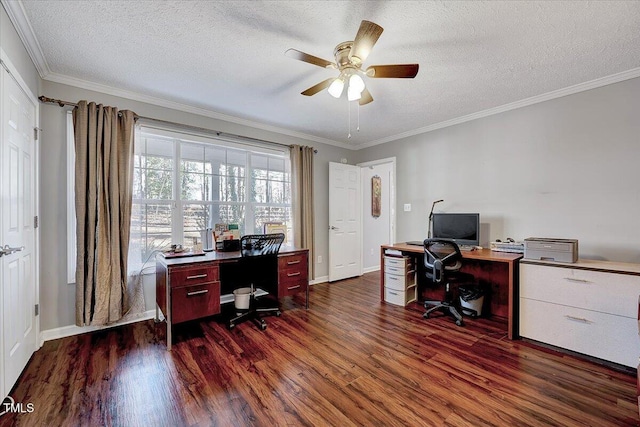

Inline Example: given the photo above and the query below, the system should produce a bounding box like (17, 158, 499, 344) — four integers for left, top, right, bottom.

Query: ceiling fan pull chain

(348, 100, 352, 139)
(357, 103, 360, 132)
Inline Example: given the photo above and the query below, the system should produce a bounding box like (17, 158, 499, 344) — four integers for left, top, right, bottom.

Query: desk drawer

(520, 297, 639, 367)
(385, 255, 414, 270)
(279, 275, 308, 297)
(169, 264, 219, 288)
(385, 287, 416, 307)
(172, 281, 220, 324)
(278, 252, 308, 297)
(520, 263, 640, 317)
(384, 272, 414, 291)
(278, 252, 307, 273)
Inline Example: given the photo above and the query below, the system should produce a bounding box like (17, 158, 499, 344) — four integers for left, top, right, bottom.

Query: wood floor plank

(1, 272, 637, 426)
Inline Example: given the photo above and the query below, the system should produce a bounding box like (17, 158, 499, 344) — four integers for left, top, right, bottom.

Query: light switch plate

(404, 203, 411, 212)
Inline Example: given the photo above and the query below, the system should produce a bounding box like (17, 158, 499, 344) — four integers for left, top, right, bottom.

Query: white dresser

(519, 259, 640, 368)
(384, 255, 417, 306)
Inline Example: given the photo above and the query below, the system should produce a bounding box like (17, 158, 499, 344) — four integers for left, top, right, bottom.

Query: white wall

(361, 161, 394, 271)
(356, 77, 640, 264)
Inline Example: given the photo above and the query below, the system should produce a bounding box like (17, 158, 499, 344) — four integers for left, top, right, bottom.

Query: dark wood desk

(381, 243, 522, 339)
(156, 245, 309, 350)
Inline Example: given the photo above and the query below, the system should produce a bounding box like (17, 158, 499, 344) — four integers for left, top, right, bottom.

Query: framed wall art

(371, 175, 381, 218)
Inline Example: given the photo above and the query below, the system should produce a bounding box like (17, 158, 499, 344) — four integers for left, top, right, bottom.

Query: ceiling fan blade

(301, 78, 334, 96)
(349, 20, 384, 64)
(359, 88, 373, 106)
(285, 48, 335, 69)
(366, 64, 419, 78)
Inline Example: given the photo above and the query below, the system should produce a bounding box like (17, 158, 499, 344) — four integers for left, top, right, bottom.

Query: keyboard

(459, 245, 475, 252)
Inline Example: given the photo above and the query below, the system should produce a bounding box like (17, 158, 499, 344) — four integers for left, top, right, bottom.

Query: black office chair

(228, 233, 285, 331)
(422, 238, 472, 327)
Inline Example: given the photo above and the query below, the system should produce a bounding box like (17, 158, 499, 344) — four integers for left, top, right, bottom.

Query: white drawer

(385, 287, 416, 306)
(385, 265, 406, 276)
(520, 297, 639, 368)
(385, 272, 406, 290)
(520, 263, 640, 318)
(384, 271, 415, 291)
(384, 255, 413, 270)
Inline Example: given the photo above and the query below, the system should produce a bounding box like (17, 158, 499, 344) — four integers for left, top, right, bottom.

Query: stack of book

(489, 241, 525, 254)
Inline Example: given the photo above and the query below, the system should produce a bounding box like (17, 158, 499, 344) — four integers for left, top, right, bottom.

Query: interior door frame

(357, 157, 396, 270)
(0, 49, 41, 389)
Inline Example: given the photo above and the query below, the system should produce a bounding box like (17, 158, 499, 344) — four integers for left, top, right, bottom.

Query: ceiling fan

(285, 20, 419, 106)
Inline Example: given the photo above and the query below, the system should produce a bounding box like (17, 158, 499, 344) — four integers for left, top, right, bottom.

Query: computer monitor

(431, 213, 480, 246)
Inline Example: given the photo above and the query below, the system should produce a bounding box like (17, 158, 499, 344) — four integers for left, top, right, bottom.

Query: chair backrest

(240, 233, 285, 257)
(423, 238, 463, 283)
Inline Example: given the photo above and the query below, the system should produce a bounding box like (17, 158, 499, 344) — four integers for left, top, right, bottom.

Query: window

(129, 127, 292, 269)
(67, 118, 292, 280)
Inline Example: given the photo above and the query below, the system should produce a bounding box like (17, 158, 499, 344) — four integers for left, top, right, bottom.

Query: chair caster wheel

(455, 320, 464, 327)
(229, 323, 235, 330)
(260, 323, 267, 331)
(276, 311, 281, 317)
(423, 312, 430, 319)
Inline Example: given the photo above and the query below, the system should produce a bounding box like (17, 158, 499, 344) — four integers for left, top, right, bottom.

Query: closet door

(1, 63, 39, 399)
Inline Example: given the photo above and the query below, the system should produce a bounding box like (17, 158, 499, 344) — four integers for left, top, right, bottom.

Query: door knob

(0, 245, 24, 257)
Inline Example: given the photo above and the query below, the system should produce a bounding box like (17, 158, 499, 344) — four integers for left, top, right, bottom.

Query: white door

(1, 63, 38, 398)
(328, 162, 362, 281)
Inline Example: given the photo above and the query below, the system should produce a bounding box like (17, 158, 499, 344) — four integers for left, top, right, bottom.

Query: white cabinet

(384, 256, 416, 306)
(520, 260, 640, 368)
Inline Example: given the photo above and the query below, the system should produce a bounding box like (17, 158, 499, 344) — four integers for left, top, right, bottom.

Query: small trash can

(459, 285, 485, 317)
(233, 287, 253, 310)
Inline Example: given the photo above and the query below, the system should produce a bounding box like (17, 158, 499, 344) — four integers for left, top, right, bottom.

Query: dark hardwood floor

(2, 272, 638, 426)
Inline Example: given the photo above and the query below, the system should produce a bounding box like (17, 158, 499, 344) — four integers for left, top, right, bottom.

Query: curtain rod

(38, 96, 317, 153)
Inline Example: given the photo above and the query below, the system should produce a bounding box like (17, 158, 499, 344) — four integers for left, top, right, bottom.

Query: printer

(524, 238, 578, 263)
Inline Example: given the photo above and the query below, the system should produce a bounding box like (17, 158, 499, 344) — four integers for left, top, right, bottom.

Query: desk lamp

(427, 199, 444, 238)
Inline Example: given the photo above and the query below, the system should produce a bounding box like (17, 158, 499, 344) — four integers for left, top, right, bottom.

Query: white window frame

(66, 111, 76, 284)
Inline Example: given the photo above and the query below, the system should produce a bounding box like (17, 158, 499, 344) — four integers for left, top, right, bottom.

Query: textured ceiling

(5, 1, 640, 149)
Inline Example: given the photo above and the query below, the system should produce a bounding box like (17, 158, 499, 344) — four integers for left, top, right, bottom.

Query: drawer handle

(287, 285, 301, 290)
(564, 277, 590, 283)
(187, 289, 209, 296)
(387, 276, 399, 280)
(565, 315, 592, 324)
(287, 272, 301, 277)
(287, 260, 301, 265)
(186, 274, 208, 280)
(388, 291, 398, 296)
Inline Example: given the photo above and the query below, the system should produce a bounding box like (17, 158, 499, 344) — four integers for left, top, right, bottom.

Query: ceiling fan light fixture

(327, 77, 344, 98)
(349, 73, 365, 94)
(347, 86, 362, 101)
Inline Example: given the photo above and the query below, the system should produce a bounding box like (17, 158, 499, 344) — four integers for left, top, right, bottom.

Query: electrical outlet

(404, 203, 411, 212)
(317, 255, 323, 264)
(370, 248, 374, 255)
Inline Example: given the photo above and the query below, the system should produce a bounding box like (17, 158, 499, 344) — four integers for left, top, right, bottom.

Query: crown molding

(5, 0, 639, 151)
(41, 65, 640, 152)
(44, 71, 355, 149)
(356, 67, 640, 150)
(1, 0, 50, 78)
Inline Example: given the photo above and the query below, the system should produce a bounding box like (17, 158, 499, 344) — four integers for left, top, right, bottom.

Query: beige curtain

(73, 101, 137, 326)
(290, 145, 315, 280)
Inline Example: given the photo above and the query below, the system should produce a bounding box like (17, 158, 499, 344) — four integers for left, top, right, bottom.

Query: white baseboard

(40, 309, 156, 343)
(363, 266, 380, 274)
(310, 276, 328, 285)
